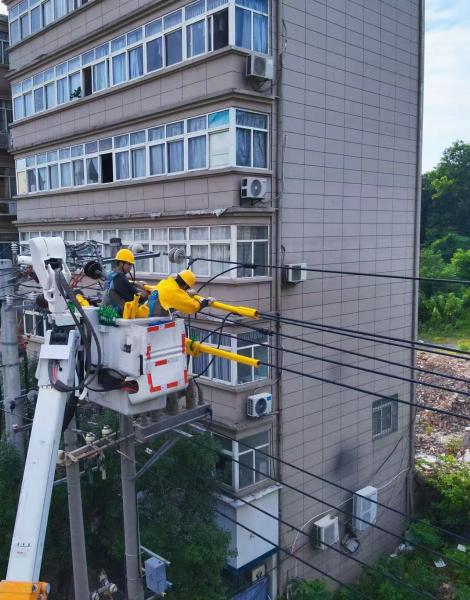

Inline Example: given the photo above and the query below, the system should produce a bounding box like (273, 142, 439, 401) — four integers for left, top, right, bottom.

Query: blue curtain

(24, 92, 33, 116)
(236, 0, 268, 11)
(253, 13, 268, 53)
(112, 54, 127, 85)
(150, 145, 165, 175)
(115, 151, 130, 180)
(55, 0, 68, 18)
(235, 7, 251, 49)
(236, 129, 251, 166)
(168, 140, 184, 172)
(42, 0, 53, 26)
(38, 167, 47, 190)
(129, 46, 143, 79)
(93, 61, 108, 91)
(253, 131, 267, 168)
(31, 6, 41, 33)
(34, 88, 44, 113)
(165, 29, 182, 66)
(188, 136, 206, 170)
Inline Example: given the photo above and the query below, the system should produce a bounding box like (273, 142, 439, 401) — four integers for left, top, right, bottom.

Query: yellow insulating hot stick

(193, 295, 258, 319)
(186, 339, 260, 368)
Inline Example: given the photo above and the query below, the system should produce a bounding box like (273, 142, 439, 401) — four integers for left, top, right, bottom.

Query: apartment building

(0, 15, 17, 256)
(5, 0, 423, 598)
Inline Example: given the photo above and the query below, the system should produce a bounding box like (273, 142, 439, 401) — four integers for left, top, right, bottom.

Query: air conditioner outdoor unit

(352, 486, 378, 532)
(311, 515, 339, 550)
(241, 177, 268, 201)
(284, 263, 307, 284)
(246, 55, 274, 80)
(251, 564, 266, 582)
(247, 392, 273, 418)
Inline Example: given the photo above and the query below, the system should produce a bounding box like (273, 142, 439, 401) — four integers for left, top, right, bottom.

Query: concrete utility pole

(120, 415, 145, 600)
(0, 259, 24, 459)
(64, 419, 90, 600)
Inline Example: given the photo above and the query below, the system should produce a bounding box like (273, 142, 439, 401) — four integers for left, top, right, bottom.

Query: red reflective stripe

(184, 369, 188, 384)
(181, 334, 186, 354)
(146, 345, 151, 359)
(167, 381, 179, 389)
(148, 326, 160, 332)
(147, 374, 161, 393)
(154, 359, 168, 367)
(165, 321, 176, 329)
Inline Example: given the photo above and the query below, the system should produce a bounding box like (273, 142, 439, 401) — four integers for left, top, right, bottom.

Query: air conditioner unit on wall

(247, 393, 273, 418)
(246, 55, 274, 80)
(352, 486, 378, 532)
(311, 515, 339, 550)
(241, 177, 268, 201)
(283, 263, 307, 284)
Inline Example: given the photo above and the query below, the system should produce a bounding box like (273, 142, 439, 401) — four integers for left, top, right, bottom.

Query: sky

(0, 0, 467, 173)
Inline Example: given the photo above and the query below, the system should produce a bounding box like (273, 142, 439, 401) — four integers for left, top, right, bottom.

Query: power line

(209, 330, 470, 399)
(187, 255, 470, 286)
(258, 312, 470, 361)
(213, 509, 375, 600)
(202, 313, 470, 386)
(220, 489, 437, 600)
(201, 427, 470, 548)
(257, 358, 470, 422)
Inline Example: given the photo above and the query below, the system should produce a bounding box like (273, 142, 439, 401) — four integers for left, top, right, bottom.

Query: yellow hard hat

(178, 269, 196, 288)
(115, 248, 135, 265)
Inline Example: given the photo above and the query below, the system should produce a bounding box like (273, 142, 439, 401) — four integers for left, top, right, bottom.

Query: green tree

(421, 141, 470, 243)
(138, 434, 230, 600)
(430, 233, 470, 261)
(0, 442, 22, 579)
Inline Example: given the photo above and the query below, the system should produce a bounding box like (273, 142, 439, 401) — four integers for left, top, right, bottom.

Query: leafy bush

(285, 579, 334, 600)
(430, 233, 470, 261)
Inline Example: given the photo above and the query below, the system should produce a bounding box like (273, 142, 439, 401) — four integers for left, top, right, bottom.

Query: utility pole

(64, 418, 90, 600)
(120, 414, 145, 600)
(0, 259, 24, 459)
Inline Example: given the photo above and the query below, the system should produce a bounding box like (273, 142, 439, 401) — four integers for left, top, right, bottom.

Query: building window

(19, 224, 269, 280)
(237, 225, 269, 277)
(9, 0, 90, 45)
(15, 108, 269, 194)
(11, 0, 270, 122)
(372, 396, 398, 439)
(213, 430, 271, 490)
(0, 32, 9, 65)
(23, 310, 50, 339)
(0, 100, 13, 133)
(189, 326, 269, 383)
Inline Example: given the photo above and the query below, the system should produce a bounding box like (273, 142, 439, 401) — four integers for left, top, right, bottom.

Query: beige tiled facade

(6, 0, 423, 595)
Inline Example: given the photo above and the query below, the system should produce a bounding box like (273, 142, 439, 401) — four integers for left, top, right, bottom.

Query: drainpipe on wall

(408, 0, 425, 516)
(274, 0, 284, 595)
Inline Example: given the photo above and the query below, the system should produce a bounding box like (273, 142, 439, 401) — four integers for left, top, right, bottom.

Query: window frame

(11, 0, 270, 122)
(372, 395, 399, 440)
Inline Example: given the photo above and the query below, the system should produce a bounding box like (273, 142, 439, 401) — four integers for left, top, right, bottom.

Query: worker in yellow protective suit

(147, 269, 214, 316)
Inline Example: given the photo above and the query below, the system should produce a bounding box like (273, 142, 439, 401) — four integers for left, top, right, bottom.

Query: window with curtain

(150, 144, 165, 175)
(69, 72, 81, 96)
(131, 148, 146, 178)
(93, 61, 108, 92)
(42, 0, 54, 26)
(34, 88, 44, 113)
(187, 20, 205, 57)
(86, 157, 99, 184)
(27, 169, 36, 193)
(37, 167, 47, 191)
(147, 37, 163, 72)
(129, 46, 143, 79)
(31, 6, 41, 32)
(188, 135, 206, 170)
(49, 164, 59, 189)
(60, 163, 72, 187)
(115, 151, 130, 180)
(73, 160, 84, 186)
(45, 83, 55, 108)
(57, 78, 68, 104)
(112, 53, 127, 85)
(165, 29, 182, 66)
(24, 93, 33, 117)
(235, 7, 251, 49)
(14, 97, 24, 120)
(253, 12, 268, 53)
(167, 140, 184, 172)
(55, 0, 68, 19)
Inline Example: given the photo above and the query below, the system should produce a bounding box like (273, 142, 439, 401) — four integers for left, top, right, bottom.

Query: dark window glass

(100, 153, 113, 183)
(213, 9, 228, 50)
(165, 29, 182, 66)
(146, 38, 163, 72)
(83, 66, 92, 96)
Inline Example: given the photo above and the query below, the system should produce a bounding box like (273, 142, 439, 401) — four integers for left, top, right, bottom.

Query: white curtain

(115, 151, 129, 180)
(150, 144, 165, 175)
(131, 148, 146, 178)
(112, 54, 126, 85)
(129, 46, 143, 79)
(188, 135, 206, 170)
(93, 61, 108, 92)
